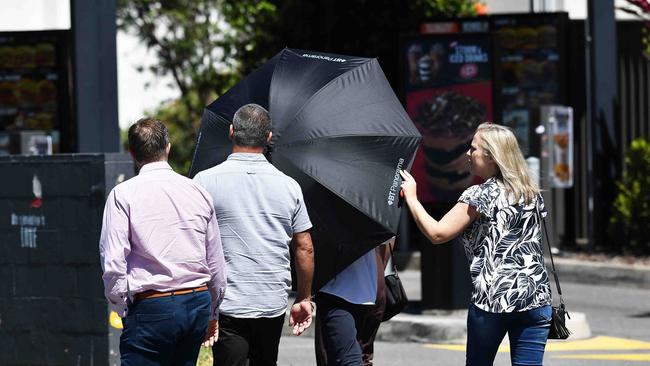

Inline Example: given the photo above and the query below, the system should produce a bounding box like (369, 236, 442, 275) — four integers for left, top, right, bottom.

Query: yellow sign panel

(109, 311, 123, 329)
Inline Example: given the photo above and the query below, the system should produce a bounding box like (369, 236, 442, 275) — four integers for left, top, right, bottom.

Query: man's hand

(202, 319, 219, 347)
(289, 299, 313, 336)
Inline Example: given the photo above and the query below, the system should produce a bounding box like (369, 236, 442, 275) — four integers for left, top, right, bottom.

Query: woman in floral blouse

(400, 122, 552, 366)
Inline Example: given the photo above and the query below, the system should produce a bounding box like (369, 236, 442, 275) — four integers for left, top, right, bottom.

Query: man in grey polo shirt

(193, 103, 314, 366)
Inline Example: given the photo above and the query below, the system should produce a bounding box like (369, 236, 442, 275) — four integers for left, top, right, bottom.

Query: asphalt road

(276, 270, 650, 365)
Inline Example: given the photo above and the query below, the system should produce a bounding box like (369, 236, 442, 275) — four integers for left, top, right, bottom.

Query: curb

(281, 309, 591, 344)
(375, 313, 466, 344)
(554, 258, 650, 289)
(394, 251, 650, 289)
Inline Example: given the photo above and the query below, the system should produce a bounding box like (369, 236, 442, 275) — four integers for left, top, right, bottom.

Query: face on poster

(403, 34, 492, 203)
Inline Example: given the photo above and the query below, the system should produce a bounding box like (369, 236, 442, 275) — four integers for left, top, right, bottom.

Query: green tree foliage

(116, 0, 277, 173)
(610, 138, 650, 254)
(117, 0, 481, 174)
(416, 0, 481, 17)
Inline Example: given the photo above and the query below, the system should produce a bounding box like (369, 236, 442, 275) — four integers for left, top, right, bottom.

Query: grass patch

(197, 346, 212, 366)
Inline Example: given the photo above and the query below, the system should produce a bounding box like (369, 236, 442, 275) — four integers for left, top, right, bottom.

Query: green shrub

(610, 138, 650, 254)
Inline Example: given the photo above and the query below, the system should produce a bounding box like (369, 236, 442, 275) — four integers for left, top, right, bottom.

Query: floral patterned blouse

(458, 177, 552, 313)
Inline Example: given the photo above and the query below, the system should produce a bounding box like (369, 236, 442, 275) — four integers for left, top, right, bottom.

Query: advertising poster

(541, 105, 573, 188)
(0, 31, 69, 153)
(492, 13, 567, 158)
(402, 34, 492, 203)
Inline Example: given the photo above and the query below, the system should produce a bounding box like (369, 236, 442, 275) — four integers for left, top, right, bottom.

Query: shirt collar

(227, 153, 268, 162)
(139, 161, 173, 174)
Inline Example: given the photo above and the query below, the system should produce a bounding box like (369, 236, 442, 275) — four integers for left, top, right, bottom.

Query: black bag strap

(536, 199, 564, 305)
(387, 241, 400, 279)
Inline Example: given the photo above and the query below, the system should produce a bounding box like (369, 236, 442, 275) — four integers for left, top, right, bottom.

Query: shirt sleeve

(291, 181, 312, 233)
(537, 193, 548, 218)
(458, 184, 491, 217)
(98, 189, 130, 317)
(192, 172, 205, 187)
(205, 204, 227, 321)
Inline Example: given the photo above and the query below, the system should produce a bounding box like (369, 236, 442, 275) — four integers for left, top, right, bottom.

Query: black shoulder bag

(382, 244, 408, 321)
(537, 204, 571, 340)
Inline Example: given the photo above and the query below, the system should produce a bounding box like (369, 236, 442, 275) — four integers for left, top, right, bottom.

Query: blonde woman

(400, 122, 552, 366)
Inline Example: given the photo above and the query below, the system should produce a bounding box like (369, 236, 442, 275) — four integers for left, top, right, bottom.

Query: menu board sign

(541, 105, 573, 188)
(492, 13, 568, 157)
(0, 31, 69, 153)
(402, 34, 492, 203)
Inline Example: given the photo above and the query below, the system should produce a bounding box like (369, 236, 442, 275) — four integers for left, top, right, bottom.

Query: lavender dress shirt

(99, 161, 226, 320)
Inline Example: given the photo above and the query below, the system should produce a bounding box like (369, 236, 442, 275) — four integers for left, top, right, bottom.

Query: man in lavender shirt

(193, 104, 314, 366)
(99, 118, 226, 365)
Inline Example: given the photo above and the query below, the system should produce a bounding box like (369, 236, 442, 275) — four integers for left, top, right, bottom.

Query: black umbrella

(190, 48, 421, 290)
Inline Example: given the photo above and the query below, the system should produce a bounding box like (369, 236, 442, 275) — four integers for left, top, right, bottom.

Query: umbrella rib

(275, 134, 422, 148)
(189, 109, 230, 177)
(274, 58, 374, 137)
(282, 96, 420, 139)
(276, 152, 398, 232)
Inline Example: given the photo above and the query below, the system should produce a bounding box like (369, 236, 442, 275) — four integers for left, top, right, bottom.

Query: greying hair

(476, 122, 539, 204)
(232, 104, 272, 147)
(128, 117, 170, 164)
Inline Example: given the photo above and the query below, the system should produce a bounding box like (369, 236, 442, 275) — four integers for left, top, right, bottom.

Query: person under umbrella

(190, 48, 421, 292)
(314, 238, 392, 366)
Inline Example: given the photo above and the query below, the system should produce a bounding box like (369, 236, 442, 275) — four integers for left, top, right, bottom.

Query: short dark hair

(232, 104, 272, 147)
(128, 117, 170, 164)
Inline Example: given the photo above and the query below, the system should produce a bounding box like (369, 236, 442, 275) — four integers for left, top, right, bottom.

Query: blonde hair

(476, 122, 539, 204)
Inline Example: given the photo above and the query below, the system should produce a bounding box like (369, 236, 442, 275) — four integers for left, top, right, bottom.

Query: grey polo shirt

(193, 153, 312, 318)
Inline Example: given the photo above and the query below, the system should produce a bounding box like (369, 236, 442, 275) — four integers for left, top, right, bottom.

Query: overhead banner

(402, 33, 492, 203)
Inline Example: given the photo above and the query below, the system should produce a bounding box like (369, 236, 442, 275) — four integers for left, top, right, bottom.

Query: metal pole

(585, 3, 595, 250)
(586, 0, 618, 250)
(71, 0, 120, 153)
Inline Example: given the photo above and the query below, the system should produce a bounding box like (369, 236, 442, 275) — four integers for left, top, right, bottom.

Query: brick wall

(0, 154, 132, 366)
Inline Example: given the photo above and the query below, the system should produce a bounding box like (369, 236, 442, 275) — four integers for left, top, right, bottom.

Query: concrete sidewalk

(282, 251, 650, 344)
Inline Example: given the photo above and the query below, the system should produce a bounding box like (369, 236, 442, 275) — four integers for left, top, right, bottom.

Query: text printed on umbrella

(301, 53, 347, 63)
(387, 158, 405, 206)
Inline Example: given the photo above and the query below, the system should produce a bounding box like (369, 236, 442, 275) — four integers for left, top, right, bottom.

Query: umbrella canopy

(190, 48, 421, 290)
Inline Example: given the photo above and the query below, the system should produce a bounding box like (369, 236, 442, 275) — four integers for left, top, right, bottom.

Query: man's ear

(165, 143, 171, 155)
(229, 124, 234, 141)
(128, 149, 141, 169)
(266, 131, 273, 144)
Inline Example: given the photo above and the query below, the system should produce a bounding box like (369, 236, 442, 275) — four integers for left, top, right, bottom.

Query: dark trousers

(120, 290, 211, 366)
(466, 304, 552, 366)
(315, 249, 387, 366)
(212, 314, 285, 366)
